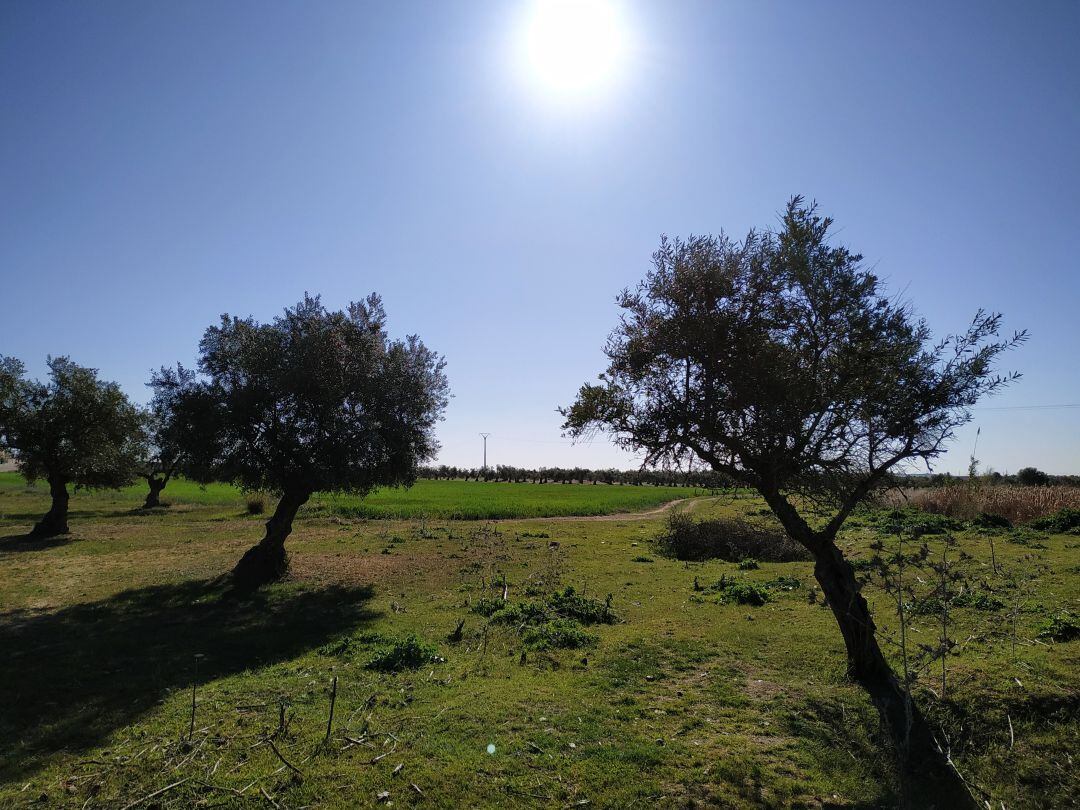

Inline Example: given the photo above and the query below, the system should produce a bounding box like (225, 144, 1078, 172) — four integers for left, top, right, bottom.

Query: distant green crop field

(0, 473, 708, 520)
(314, 480, 709, 519)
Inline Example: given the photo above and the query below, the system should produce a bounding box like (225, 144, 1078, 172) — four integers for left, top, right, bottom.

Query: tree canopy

(1016, 466, 1050, 487)
(563, 198, 1026, 539)
(138, 363, 199, 508)
(0, 355, 145, 536)
(163, 293, 449, 587)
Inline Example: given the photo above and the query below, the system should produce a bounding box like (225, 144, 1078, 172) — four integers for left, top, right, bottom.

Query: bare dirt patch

(287, 551, 409, 587)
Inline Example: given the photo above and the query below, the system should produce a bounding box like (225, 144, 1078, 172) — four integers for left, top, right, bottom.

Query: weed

(770, 575, 802, 591)
(546, 586, 617, 625)
(704, 575, 771, 606)
(522, 618, 596, 650)
(1007, 527, 1049, 548)
(472, 586, 616, 652)
(365, 634, 441, 672)
(485, 599, 551, 626)
(1037, 612, 1080, 642)
(317, 631, 389, 657)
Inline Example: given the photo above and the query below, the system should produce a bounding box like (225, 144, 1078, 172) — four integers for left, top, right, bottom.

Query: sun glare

(519, 0, 630, 99)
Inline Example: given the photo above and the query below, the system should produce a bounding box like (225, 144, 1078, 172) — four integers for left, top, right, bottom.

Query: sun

(519, 0, 630, 99)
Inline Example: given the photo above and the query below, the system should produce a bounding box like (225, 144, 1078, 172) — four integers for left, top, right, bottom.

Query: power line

(972, 403, 1080, 411)
(464, 404, 1079, 462)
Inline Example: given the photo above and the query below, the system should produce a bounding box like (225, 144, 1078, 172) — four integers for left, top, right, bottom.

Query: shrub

(366, 634, 441, 672)
(471, 597, 507, 618)
(869, 508, 962, 536)
(1030, 508, 1080, 534)
(632, 555, 654, 563)
(971, 512, 1012, 530)
(246, 495, 266, 515)
(654, 513, 809, 563)
(909, 591, 1004, 615)
(737, 558, 759, 570)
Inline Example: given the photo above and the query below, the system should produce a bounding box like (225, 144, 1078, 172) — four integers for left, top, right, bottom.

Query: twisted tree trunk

(757, 486, 974, 806)
(812, 540, 976, 808)
(231, 488, 310, 592)
(31, 477, 70, 537)
(143, 475, 167, 509)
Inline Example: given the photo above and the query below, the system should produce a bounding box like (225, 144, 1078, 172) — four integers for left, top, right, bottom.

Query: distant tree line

(894, 467, 1078, 488)
(418, 464, 732, 488)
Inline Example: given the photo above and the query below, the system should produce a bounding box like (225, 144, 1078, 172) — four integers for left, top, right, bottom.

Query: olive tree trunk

(812, 540, 976, 807)
(31, 477, 70, 537)
(231, 489, 311, 592)
(142, 475, 167, 509)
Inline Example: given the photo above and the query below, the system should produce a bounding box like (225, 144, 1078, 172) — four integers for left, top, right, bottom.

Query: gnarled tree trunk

(31, 477, 70, 537)
(813, 540, 976, 808)
(758, 487, 974, 805)
(231, 489, 310, 592)
(143, 475, 167, 509)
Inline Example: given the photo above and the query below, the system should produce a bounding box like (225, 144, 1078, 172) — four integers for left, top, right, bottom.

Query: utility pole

(480, 433, 491, 473)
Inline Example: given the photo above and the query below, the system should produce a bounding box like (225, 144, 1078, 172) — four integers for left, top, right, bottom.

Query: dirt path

(509, 494, 725, 523)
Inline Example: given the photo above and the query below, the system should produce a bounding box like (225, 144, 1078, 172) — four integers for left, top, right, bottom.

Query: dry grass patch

(888, 484, 1080, 524)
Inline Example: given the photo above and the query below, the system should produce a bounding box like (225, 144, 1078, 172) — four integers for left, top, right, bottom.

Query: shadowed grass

(0, 580, 377, 783)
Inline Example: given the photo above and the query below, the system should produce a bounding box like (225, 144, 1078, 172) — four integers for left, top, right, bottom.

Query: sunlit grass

(0, 484, 1075, 807)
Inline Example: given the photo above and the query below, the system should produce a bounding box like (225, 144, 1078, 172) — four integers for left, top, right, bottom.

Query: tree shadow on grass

(0, 579, 378, 783)
(0, 531, 73, 553)
(782, 695, 897, 808)
(0, 508, 169, 523)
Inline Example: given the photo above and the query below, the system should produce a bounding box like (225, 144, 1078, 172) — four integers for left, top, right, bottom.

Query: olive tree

(139, 364, 197, 509)
(162, 294, 448, 591)
(0, 356, 145, 536)
(562, 198, 1025, 804)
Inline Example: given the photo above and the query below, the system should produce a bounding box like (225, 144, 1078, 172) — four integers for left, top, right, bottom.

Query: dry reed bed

(885, 485, 1080, 524)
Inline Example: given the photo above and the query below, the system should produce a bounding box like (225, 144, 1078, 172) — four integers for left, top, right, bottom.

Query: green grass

(0, 485, 1076, 808)
(0, 472, 707, 520)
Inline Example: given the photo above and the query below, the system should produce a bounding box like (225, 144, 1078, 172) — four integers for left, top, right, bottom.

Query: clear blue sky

(2, 1, 1078, 473)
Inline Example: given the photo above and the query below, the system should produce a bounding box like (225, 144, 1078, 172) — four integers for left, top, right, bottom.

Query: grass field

(0, 473, 709, 521)
(0, 483, 1076, 808)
